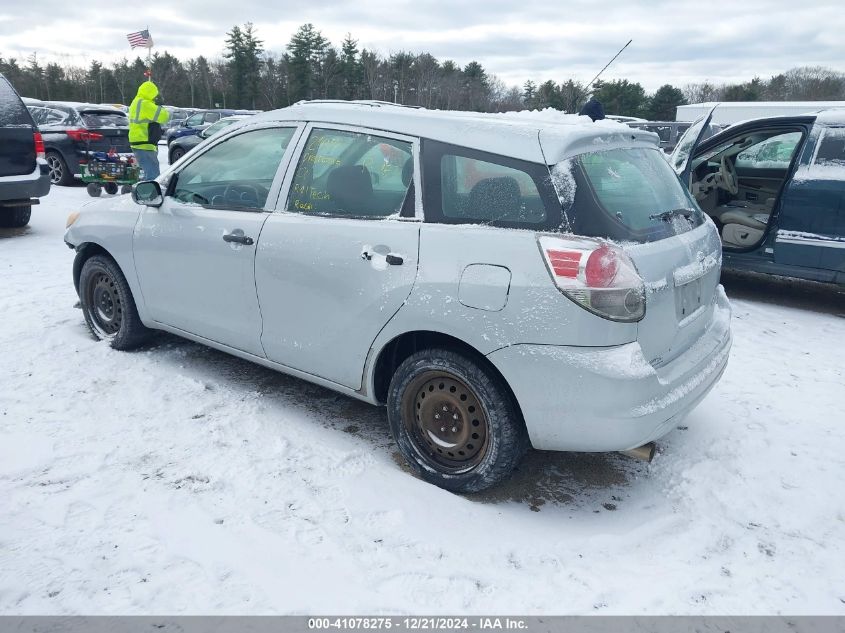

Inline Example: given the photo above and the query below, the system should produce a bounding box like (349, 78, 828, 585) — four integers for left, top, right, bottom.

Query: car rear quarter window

(287, 128, 413, 218)
(815, 128, 845, 166)
(421, 140, 561, 230)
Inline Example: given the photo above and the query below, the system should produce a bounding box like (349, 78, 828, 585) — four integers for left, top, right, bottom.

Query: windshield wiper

(649, 208, 696, 222)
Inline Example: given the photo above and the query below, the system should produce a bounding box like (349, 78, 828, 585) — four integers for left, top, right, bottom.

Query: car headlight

(66, 211, 80, 228)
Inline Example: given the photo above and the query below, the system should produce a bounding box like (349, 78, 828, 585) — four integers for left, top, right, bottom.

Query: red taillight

(585, 244, 620, 288)
(539, 235, 645, 322)
(33, 131, 45, 160)
(547, 249, 581, 278)
(66, 129, 104, 143)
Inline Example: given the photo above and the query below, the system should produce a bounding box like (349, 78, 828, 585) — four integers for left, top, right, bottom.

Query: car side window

(287, 128, 413, 218)
(421, 140, 555, 228)
(170, 127, 295, 210)
(736, 131, 802, 169)
(205, 113, 221, 123)
(185, 113, 204, 127)
(814, 128, 845, 166)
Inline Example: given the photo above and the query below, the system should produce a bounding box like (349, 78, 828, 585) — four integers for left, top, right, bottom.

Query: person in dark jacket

(579, 96, 606, 122)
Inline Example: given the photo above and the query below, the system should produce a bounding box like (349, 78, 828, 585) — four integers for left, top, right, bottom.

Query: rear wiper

(649, 208, 696, 222)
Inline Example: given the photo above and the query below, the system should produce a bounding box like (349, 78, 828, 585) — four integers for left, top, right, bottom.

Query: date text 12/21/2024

(307, 618, 528, 630)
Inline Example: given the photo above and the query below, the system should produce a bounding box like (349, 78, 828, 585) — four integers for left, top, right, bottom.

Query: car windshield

(551, 147, 705, 243)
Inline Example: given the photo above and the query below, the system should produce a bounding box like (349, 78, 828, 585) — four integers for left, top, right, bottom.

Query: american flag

(126, 29, 154, 49)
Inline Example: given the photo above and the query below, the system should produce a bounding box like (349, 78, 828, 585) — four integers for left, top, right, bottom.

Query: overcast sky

(1, 0, 842, 92)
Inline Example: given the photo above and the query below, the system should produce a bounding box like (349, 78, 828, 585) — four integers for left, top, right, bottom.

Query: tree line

(2, 22, 844, 120)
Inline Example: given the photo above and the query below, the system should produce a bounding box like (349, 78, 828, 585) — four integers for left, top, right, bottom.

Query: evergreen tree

(647, 84, 687, 120)
(287, 23, 328, 102)
(522, 80, 537, 108)
(593, 79, 648, 117)
(339, 34, 363, 100)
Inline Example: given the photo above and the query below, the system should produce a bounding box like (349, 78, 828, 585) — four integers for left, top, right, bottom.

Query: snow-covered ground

(1, 156, 844, 615)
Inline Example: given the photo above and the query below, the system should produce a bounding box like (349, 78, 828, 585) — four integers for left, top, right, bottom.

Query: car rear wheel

(169, 147, 185, 164)
(387, 348, 528, 493)
(79, 255, 151, 350)
(0, 206, 31, 228)
(46, 151, 73, 186)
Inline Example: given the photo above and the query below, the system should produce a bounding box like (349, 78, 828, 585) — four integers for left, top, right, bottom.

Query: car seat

(327, 164, 373, 215)
(466, 176, 521, 221)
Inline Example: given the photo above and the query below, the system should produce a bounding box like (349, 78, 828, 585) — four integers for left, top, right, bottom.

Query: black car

(27, 101, 132, 186)
(0, 75, 50, 228)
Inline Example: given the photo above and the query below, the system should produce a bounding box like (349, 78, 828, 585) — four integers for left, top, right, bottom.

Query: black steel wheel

(79, 254, 151, 349)
(388, 348, 528, 493)
(0, 206, 31, 228)
(404, 371, 490, 473)
(46, 151, 73, 185)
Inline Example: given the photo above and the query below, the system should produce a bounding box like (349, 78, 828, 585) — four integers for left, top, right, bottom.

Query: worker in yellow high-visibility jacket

(128, 80, 170, 180)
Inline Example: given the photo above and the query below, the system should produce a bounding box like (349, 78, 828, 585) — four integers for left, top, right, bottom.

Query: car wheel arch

(72, 242, 115, 293)
(369, 330, 524, 420)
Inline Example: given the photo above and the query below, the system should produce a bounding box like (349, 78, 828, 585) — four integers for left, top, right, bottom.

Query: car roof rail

(292, 99, 423, 110)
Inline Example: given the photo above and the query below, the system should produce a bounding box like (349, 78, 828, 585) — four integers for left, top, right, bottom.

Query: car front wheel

(79, 254, 151, 350)
(387, 348, 528, 493)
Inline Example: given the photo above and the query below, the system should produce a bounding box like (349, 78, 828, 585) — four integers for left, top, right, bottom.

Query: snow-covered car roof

(247, 100, 659, 164)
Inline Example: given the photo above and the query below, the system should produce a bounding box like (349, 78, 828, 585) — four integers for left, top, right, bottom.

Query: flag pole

(146, 24, 152, 79)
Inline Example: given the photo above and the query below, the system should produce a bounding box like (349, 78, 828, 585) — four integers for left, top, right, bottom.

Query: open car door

(669, 104, 719, 188)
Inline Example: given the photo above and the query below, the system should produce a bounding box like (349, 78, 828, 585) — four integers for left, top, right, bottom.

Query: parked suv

(0, 75, 50, 227)
(27, 101, 131, 186)
(64, 101, 732, 492)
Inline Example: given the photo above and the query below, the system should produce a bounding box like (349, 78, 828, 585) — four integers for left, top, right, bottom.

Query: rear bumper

(487, 286, 732, 452)
(0, 160, 50, 203)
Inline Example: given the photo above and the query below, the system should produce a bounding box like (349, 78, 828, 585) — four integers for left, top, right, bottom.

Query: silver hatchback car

(64, 101, 732, 492)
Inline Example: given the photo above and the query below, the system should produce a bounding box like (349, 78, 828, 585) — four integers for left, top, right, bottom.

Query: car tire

(86, 183, 101, 197)
(169, 147, 185, 164)
(0, 205, 31, 228)
(104, 182, 118, 195)
(79, 254, 151, 350)
(46, 151, 73, 186)
(387, 348, 528, 493)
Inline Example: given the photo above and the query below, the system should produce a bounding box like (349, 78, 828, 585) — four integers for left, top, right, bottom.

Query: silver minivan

(64, 101, 732, 492)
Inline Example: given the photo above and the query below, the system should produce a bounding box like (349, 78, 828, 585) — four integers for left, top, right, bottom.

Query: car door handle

(223, 233, 254, 245)
(386, 254, 403, 266)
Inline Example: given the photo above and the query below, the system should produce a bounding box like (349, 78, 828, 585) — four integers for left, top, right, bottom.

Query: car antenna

(584, 39, 633, 93)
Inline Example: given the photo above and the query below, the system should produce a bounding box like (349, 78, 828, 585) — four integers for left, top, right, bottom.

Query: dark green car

(673, 106, 845, 286)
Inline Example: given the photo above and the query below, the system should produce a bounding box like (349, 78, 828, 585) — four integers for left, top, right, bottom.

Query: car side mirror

(180, 120, 188, 127)
(132, 180, 163, 207)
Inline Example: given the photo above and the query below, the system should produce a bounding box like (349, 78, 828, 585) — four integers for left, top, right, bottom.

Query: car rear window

(80, 111, 128, 128)
(552, 147, 705, 243)
(0, 76, 35, 126)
